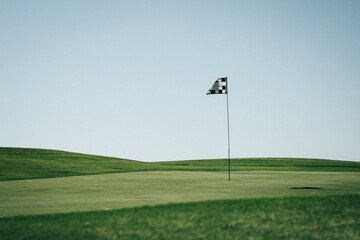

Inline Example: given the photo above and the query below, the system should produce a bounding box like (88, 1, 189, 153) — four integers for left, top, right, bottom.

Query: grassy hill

(0, 147, 149, 181)
(1, 147, 360, 181)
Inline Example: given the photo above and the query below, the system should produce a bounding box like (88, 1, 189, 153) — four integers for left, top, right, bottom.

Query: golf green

(1, 171, 359, 218)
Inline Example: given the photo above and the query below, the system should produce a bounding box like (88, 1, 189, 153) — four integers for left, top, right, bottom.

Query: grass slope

(1, 147, 360, 181)
(1, 194, 359, 240)
(161, 158, 360, 172)
(0, 147, 148, 181)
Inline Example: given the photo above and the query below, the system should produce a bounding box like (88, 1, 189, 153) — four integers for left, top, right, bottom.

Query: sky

(1, 0, 360, 162)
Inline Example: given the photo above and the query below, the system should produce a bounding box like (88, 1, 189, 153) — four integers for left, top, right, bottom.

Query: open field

(1, 147, 359, 181)
(1, 147, 360, 239)
(1, 171, 359, 218)
(1, 194, 359, 240)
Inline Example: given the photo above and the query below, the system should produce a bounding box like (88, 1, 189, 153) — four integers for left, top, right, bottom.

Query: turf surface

(1, 171, 359, 218)
(1, 147, 360, 181)
(1, 194, 359, 240)
(1, 147, 360, 239)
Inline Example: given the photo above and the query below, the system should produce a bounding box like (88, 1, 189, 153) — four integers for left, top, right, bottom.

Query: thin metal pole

(226, 80, 231, 181)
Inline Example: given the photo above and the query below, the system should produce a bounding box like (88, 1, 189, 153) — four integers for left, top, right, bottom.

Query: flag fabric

(206, 77, 227, 95)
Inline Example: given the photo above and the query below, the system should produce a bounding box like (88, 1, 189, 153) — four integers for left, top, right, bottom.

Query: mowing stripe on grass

(1, 171, 359, 218)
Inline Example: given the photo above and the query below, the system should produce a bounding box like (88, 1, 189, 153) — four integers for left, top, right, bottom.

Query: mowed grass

(1, 148, 360, 239)
(1, 194, 359, 240)
(1, 171, 359, 218)
(0, 147, 148, 181)
(1, 147, 360, 181)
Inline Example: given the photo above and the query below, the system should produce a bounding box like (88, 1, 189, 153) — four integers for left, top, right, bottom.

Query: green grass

(1, 147, 360, 181)
(1, 171, 359, 218)
(161, 157, 360, 172)
(1, 194, 359, 240)
(1, 147, 360, 239)
(0, 147, 148, 181)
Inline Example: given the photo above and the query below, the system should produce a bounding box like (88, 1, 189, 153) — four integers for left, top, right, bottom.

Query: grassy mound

(1, 147, 360, 181)
(0, 147, 150, 181)
(160, 157, 360, 172)
(1, 194, 359, 240)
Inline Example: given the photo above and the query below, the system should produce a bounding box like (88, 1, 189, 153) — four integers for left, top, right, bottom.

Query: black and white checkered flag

(206, 77, 227, 95)
(206, 77, 231, 180)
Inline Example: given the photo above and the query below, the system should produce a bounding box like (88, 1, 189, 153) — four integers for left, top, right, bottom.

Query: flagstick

(226, 80, 231, 181)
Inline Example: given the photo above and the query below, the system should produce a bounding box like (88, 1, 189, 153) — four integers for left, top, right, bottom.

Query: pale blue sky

(1, 0, 359, 162)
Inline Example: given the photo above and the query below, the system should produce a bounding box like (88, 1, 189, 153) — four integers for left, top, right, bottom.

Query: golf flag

(206, 76, 231, 180)
(206, 77, 227, 95)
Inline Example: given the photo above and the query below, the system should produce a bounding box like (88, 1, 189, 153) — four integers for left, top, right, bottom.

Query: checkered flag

(207, 77, 227, 95)
(206, 77, 231, 180)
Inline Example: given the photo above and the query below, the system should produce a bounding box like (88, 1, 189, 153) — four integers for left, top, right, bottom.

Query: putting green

(0, 171, 359, 218)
